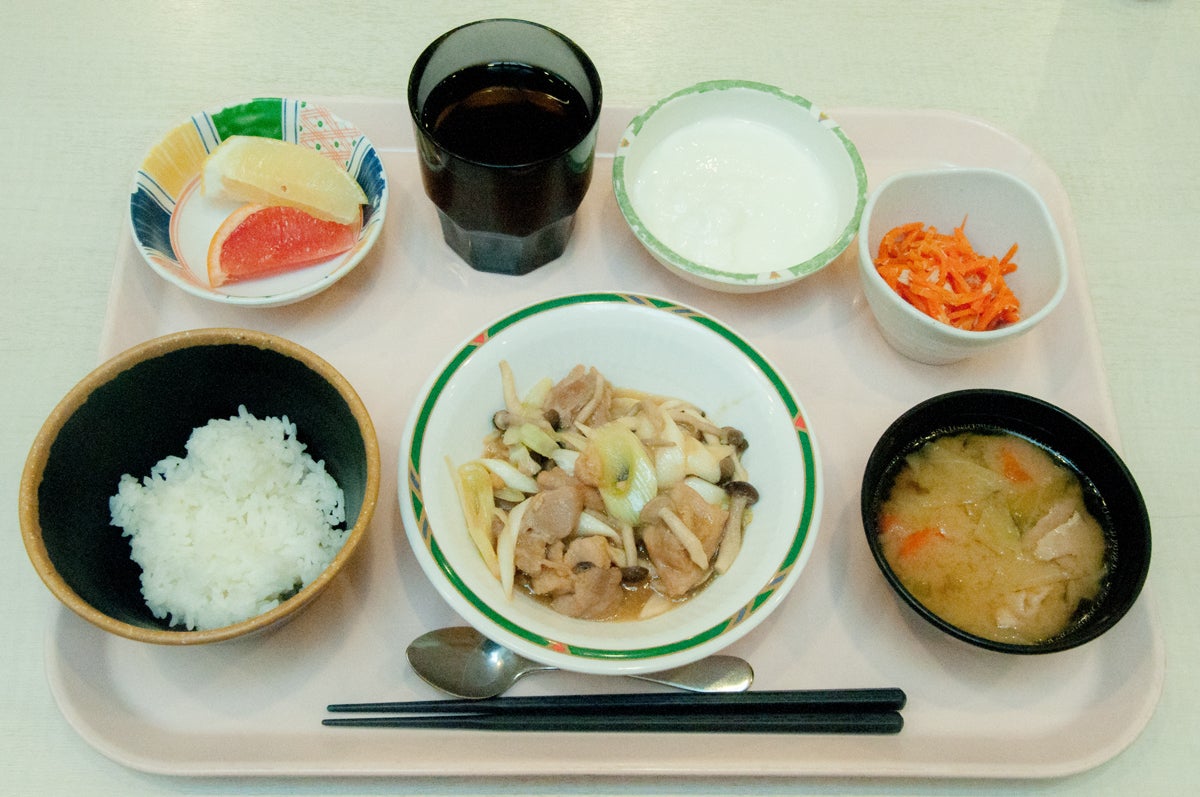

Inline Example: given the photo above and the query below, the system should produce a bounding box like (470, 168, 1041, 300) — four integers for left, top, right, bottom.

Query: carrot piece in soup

(899, 527, 940, 559)
(1000, 446, 1033, 483)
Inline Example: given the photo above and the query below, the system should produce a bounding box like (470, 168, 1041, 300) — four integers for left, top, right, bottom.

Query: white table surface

(3, 1, 1196, 794)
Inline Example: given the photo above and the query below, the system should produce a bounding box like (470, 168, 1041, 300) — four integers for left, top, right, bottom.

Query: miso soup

(877, 431, 1107, 645)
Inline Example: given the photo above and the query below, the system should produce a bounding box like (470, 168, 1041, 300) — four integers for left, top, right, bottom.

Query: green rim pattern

(405, 292, 818, 660)
(612, 80, 868, 287)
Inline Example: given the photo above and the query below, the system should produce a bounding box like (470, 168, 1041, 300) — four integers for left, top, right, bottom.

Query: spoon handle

(631, 654, 753, 693)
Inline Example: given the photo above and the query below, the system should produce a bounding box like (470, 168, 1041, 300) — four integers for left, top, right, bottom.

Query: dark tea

(420, 62, 593, 166)
(408, 19, 602, 274)
(415, 60, 597, 240)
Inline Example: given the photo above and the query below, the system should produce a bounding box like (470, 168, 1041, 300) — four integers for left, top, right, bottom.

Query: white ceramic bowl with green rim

(129, 97, 388, 307)
(613, 80, 866, 293)
(399, 293, 822, 675)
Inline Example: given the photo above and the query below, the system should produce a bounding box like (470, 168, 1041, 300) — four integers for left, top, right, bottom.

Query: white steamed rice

(109, 405, 346, 631)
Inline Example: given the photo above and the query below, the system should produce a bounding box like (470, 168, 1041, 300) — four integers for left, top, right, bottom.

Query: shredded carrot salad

(874, 221, 1021, 331)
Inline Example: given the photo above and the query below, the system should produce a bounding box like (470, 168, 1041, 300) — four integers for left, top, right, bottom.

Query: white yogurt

(630, 116, 840, 274)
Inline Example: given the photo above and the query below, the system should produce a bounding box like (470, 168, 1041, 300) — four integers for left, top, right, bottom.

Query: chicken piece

(1031, 512, 1092, 562)
(512, 486, 584, 599)
(536, 466, 574, 492)
(536, 467, 606, 514)
(552, 566, 624, 619)
(564, 534, 613, 569)
(642, 483, 729, 598)
(544, 365, 612, 429)
(1022, 497, 1077, 549)
(1023, 495, 1106, 580)
(513, 487, 583, 574)
(995, 584, 1056, 630)
(667, 482, 728, 552)
(643, 522, 704, 597)
(550, 536, 624, 619)
(526, 541, 573, 596)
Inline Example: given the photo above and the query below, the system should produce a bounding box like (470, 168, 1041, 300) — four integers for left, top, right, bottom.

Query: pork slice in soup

(878, 431, 1108, 645)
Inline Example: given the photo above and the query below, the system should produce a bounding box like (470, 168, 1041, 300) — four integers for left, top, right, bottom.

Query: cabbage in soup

(878, 431, 1107, 645)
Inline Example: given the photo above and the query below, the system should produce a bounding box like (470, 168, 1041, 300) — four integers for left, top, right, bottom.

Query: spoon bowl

(408, 627, 754, 699)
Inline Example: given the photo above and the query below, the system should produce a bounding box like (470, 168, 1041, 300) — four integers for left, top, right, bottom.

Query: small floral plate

(129, 98, 388, 307)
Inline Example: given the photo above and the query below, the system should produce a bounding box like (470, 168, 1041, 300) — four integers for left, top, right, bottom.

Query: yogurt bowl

(613, 80, 866, 293)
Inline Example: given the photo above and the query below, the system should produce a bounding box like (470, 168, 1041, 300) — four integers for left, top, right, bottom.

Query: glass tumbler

(408, 18, 603, 276)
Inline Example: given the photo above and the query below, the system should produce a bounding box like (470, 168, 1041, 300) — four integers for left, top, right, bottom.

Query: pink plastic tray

(45, 98, 1163, 778)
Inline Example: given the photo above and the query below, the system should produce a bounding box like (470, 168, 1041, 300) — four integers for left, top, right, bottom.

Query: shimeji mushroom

(657, 506, 710, 570)
(459, 360, 762, 619)
(714, 481, 759, 574)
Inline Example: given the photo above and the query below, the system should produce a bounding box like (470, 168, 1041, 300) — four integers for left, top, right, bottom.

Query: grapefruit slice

(207, 204, 362, 287)
(202, 135, 368, 225)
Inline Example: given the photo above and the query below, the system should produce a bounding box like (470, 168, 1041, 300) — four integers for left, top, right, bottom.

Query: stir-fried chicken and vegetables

(450, 362, 758, 621)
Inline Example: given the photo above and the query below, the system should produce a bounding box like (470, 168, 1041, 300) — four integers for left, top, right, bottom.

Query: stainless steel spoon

(407, 626, 754, 699)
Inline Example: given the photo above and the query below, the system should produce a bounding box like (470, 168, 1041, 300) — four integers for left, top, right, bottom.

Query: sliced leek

(585, 421, 659, 525)
(682, 436, 722, 482)
(576, 510, 622, 540)
(548, 447, 579, 474)
(507, 444, 540, 477)
(653, 443, 686, 487)
(520, 376, 553, 411)
(638, 591, 674, 619)
(503, 422, 560, 458)
(683, 475, 728, 506)
(451, 458, 500, 579)
(494, 486, 526, 504)
(496, 498, 530, 599)
(479, 457, 539, 493)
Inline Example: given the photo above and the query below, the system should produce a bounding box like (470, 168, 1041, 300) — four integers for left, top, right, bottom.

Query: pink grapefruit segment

(207, 204, 362, 287)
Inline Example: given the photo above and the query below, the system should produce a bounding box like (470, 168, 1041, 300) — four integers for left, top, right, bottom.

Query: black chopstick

(326, 688, 907, 716)
(323, 709, 903, 734)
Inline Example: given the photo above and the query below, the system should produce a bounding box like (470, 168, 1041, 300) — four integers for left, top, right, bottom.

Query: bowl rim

(857, 166, 1070, 343)
(860, 388, 1151, 654)
(399, 291, 823, 673)
(128, 97, 389, 308)
(612, 79, 867, 289)
(19, 327, 382, 645)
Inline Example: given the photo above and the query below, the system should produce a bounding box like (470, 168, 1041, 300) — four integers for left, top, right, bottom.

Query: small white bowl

(857, 167, 1068, 364)
(399, 293, 822, 675)
(129, 98, 388, 308)
(613, 80, 866, 293)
